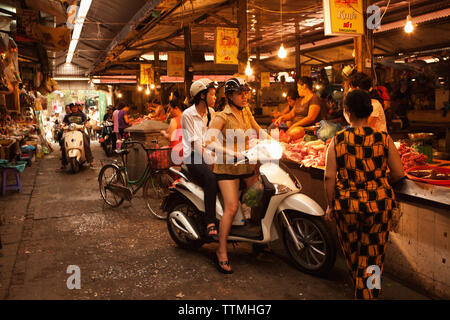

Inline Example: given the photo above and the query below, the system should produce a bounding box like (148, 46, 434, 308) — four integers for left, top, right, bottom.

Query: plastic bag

(243, 176, 264, 208)
(317, 120, 341, 141)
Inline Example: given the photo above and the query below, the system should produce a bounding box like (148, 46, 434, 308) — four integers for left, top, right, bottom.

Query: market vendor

(269, 87, 300, 131)
(149, 99, 166, 121)
(274, 76, 326, 135)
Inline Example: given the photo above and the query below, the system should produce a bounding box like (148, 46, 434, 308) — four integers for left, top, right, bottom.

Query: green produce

(303, 134, 317, 142)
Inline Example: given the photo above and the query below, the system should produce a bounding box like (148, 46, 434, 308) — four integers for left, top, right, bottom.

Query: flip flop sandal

(216, 259, 233, 274)
(207, 225, 218, 236)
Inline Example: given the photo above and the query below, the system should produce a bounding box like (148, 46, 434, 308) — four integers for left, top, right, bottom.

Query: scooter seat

(181, 165, 207, 187)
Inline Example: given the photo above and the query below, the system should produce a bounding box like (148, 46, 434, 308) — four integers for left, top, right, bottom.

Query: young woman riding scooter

(207, 77, 270, 274)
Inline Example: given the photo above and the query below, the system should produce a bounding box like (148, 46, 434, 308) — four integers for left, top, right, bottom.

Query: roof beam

(207, 12, 237, 28)
(89, 0, 164, 74)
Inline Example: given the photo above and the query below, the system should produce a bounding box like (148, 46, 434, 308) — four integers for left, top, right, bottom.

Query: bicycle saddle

(115, 149, 129, 155)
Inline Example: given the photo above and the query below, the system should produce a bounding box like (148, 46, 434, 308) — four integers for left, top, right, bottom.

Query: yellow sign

(167, 51, 185, 77)
(261, 72, 270, 88)
(301, 65, 311, 77)
(323, 0, 364, 36)
(140, 64, 154, 85)
(215, 27, 239, 65)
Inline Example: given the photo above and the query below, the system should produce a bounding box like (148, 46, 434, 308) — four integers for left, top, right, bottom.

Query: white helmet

(190, 78, 217, 98)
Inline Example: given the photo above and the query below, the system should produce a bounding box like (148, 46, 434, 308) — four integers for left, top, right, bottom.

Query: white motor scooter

(164, 140, 336, 276)
(63, 123, 86, 173)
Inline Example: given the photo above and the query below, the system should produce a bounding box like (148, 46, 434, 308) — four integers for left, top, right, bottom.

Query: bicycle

(98, 140, 174, 219)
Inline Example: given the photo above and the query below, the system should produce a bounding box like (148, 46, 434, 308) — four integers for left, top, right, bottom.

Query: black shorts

(215, 172, 255, 181)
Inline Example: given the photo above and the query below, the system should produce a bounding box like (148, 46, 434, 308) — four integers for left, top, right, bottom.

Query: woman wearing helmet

(207, 77, 269, 274)
(181, 78, 218, 237)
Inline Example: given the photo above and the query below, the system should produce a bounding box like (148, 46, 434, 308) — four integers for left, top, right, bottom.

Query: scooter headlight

(273, 183, 291, 195)
(69, 123, 76, 131)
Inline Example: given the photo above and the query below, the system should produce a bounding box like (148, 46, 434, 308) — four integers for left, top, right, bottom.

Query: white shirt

(181, 105, 215, 159)
(370, 99, 387, 132)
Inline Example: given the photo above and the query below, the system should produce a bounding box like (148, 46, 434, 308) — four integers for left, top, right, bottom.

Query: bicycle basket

(148, 147, 172, 170)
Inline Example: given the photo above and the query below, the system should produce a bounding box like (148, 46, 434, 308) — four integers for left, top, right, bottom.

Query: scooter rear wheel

(167, 202, 204, 250)
(282, 211, 336, 277)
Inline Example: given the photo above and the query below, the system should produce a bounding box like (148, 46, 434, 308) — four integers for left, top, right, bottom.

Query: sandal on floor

(216, 258, 233, 274)
(206, 225, 218, 236)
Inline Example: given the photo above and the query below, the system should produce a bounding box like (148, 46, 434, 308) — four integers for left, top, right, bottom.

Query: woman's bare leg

(216, 179, 240, 272)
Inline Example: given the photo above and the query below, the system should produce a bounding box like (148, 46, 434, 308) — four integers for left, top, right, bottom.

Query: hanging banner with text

(323, 0, 364, 36)
(301, 65, 311, 77)
(261, 72, 271, 88)
(140, 64, 154, 85)
(215, 27, 239, 65)
(167, 51, 185, 77)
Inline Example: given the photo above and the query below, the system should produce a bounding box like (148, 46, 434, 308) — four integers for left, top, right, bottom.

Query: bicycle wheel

(99, 164, 126, 207)
(143, 171, 174, 219)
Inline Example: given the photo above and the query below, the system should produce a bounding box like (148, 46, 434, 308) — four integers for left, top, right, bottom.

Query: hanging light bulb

(245, 60, 253, 76)
(404, 15, 414, 33)
(278, 44, 287, 59)
(137, 85, 143, 92)
(145, 85, 150, 95)
(117, 92, 122, 98)
(150, 83, 155, 90)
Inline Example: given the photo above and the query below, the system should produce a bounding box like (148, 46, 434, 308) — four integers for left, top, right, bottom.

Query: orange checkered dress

(333, 127, 396, 300)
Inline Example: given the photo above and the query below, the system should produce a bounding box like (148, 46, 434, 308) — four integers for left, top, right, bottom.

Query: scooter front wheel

(282, 211, 336, 277)
(69, 157, 79, 174)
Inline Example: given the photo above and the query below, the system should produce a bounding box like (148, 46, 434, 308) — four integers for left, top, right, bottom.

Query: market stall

(279, 125, 450, 299)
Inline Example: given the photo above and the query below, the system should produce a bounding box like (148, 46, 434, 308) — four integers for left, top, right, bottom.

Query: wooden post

(295, 21, 300, 79)
(184, 26, 193, 98)
(237, 0, 248, 75)
(354, 0, 373, 77)
(256, 49, 261, 109)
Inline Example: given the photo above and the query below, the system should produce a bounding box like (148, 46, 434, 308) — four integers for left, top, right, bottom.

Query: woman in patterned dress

(324, 90, 405, 299)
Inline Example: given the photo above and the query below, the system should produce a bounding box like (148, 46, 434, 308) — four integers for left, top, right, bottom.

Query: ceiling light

(278, 44, 287, 59)
(66, 0, 92, 64)
(245, 60, 253, 76)
(404, 15, 414, 33)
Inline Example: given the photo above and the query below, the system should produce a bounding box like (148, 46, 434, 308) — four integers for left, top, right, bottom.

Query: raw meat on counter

(282, 139, 327, 168)
(397, 143, 428, 170)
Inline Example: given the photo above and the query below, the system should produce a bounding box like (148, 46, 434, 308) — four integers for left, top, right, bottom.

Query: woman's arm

(124, 114, 130, 124)
(205, 115, 238, 159)
(324, 138, 337, 209)
(289, 104, 321, 129)
(165, 118, 177, 140)
(274, 108, 295, 126)
(386, 135, 406, 182)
